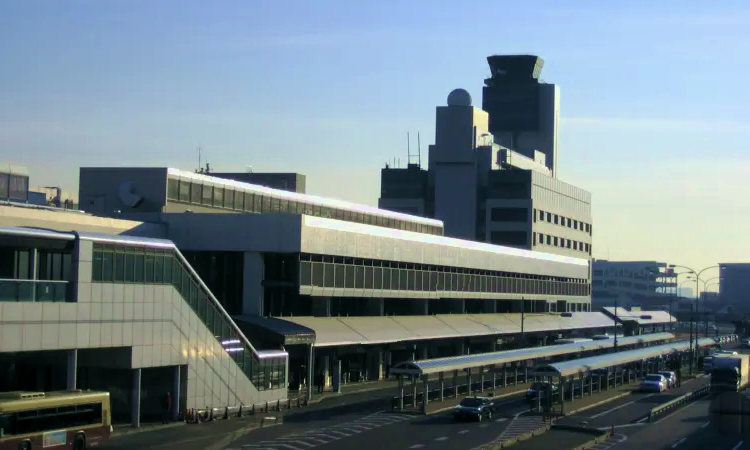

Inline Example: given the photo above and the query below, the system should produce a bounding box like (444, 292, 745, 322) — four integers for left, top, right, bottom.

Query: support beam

(66, 349, 77, 390)
(173, 366, 181, 421)
(307, 345, 314, 401)
(132, 369, 142, 428)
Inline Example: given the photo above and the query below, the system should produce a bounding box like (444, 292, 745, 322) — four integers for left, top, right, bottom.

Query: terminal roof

(390, 332, 675, 376)
(601, 307, 675, 325)
(279, 312, 619, 348)
(534, 337, 717, 378)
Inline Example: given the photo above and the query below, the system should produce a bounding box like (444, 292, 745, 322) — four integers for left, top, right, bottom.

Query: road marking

(459, 430, 470, 434)
(732, 442, 744, 450)
(274, 445, 306, 450)
(597, 423, 645, 430)
(479, 423, 488, 428)
(409, 445, 425, 449)
(589, 393, 655, 419)
(495, 418, 507, 422)
(701, 421, 710, 428)
(671, 437, 686, 448)
(435, 437, 449, 441)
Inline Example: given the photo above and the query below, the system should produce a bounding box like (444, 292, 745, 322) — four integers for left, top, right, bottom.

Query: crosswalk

(231, 411, 413, 449)
(585, 433, 627, 450)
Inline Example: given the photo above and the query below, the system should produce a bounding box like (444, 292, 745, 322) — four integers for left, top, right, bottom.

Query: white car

(640, 374, 667, 393)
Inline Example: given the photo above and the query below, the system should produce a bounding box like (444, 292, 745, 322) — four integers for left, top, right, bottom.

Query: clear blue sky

(1, 0, 749, 285)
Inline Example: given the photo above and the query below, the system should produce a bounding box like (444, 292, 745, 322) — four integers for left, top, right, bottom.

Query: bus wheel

(73, 434, 86, 450)
(19, 442, 31, 450)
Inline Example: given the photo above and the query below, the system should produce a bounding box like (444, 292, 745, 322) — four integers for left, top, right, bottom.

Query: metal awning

(602, 307, 675, 325)
(278, 312, 620, 348)
(533, 337, 717, 378)
(388, 332, 676, 376)
(233, 315, 316, 346)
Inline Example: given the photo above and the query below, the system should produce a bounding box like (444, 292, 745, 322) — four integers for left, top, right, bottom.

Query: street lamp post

(669, 264, 725, 368)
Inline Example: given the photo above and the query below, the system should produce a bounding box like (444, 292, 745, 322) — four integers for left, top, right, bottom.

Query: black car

(453, 396, 495, 421)
(525, 382, 558, 402)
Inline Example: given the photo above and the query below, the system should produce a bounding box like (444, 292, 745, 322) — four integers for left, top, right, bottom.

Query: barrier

(182, 396, 305, 425)
(647, 385, 711, 422)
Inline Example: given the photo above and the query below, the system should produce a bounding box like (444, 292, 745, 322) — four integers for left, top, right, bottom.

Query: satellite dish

(117, 181, 144, 208)
(447, 88, 472, 107)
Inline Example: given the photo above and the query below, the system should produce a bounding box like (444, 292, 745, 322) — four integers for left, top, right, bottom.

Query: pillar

(439, 373, 445, 402)
(367, 351, 383, 381)
(132, 369, 142, 428)
(66, 349, 77, 390)
(419, 347, 429, 360)
(242, 252, 264, 316)
(411, 377, 417, 408)
(410, 299, 429, 315)
(366, 298, 384, 316)
(421, 376, 429, 413)
(312, 297, 331, 317)
(307, 345, 314, 401)
(559, 379, 565, 415)
(480, 366, 485, 392)
(398, 375, 405, 410)
(173, 365, 181, 420)
(453, 370, 459, 398)
(332, 359, 342, 393)
(483, 299, 497, 314)
(30, 248, 38, 301)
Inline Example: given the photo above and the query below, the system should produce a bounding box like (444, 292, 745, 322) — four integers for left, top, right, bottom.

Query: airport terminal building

(0, 166, 672, 425)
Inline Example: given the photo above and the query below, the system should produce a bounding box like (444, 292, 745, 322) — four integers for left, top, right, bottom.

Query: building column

(366, 298, 384, 316)
(367, 351, 383, 381)
(410, 299, 429, 315)
(66, 349, 77, 390)
(173, 366, 181, 420)
(332, 359, 342, 393)
(242, 252, 264, 316)
(312, 297, 331, 317)
(132, 369, 142, 428)
(30, 248, 38, 301)
(307, 345, 314, 401)
(483, 299, 497, 314)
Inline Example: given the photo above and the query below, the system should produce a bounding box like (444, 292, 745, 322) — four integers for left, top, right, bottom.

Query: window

(213, 187, 224, 207)
(167, 178, 179, 200)
(190, 184, 202, 203)
(202, 185, 213, 205)
(178, 181, 190, 202)
(244, 192, 255, 212)
(553, 215, 559, 225)
(224, 190, 234, 209)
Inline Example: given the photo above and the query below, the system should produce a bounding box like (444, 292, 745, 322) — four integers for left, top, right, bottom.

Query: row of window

(534, 232, 591, 255)
(535, 209, 591, 235)
(167, 177, 442, 236)
(299, 261, 590, 297)
(300, 253, 585, 283)
(91, 244, 286, 391)
(0, 402, 103, 436)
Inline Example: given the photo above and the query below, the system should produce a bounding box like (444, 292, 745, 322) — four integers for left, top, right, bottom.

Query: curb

(112, 421, 185, 437)
(204, 416, 284, 450)
(478, 423, 553, 449)
(570, 430, 610, 450)
(427, 388, 529, 415)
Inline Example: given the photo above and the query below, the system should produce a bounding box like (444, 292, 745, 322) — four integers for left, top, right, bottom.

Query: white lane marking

(459, 430, 470, 434)
(701, 421, 710, 428)
(597, 423, 645, 430)
(435, 437, 449, 441)
(589, 394, 655, 419)
(495, 418, 507, 422)
(261, 441, 314, 448)
(732, 442, 744, 450)
(409, 445, 425, 449)
(275, 445, 306, 450)
(671, 437, 686, 448)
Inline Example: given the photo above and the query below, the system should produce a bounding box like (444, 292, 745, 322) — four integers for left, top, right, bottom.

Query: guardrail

(647, 385, 711, 422)
(182, 396, 308, 425)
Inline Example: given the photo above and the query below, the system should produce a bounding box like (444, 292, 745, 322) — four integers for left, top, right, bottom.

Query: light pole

(669, 264, 725, 368)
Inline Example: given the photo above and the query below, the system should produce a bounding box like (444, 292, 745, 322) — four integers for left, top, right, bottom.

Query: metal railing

(0, 279, 69, 302)
(648, 385, 711, 422)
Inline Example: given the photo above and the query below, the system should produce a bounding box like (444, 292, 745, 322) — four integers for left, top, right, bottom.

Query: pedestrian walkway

(495, 413, 546, 441)
(228, 411, 413, 449)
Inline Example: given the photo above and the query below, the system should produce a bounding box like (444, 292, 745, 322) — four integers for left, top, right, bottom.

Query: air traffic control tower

(482, 55, 560, 177)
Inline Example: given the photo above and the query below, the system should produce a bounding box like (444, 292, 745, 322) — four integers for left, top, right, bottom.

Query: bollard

(238, 405, 243, 417)
(224, 407, 230, 420)
(277, 399, 281, 411)
(265, 401, 269, 413)
(297, 396, 301, 408)
(251, 404, 256, 415)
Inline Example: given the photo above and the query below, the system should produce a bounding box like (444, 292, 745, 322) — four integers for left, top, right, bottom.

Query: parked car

(640, 374, 667, 393)
(453, 396, 496, 421)
(658, 370, 677, 388)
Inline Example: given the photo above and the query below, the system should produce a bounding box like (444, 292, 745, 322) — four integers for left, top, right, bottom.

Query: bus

(0, 390, 111, 450)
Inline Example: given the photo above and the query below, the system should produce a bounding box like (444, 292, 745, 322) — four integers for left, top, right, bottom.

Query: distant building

(0, 163, 29, 203)
(719, 263, 750, 312)
(379, 83, 591, 259)
(592, 260, 677, 307)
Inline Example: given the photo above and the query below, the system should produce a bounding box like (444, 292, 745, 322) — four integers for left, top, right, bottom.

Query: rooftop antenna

(197, 146, 202, 173)
(417, 132, 422, 167)
(407, 132, 411, 167)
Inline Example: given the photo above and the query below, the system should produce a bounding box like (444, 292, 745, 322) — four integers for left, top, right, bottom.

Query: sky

(1, 0, 749, 288)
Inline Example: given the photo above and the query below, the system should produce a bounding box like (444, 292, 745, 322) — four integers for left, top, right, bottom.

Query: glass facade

(166, 176, 442, 236)
(91, 244, 286, 391)
(0, 245, 72, 303)
(299, 254, 590, 297)
(0, 171, 29, 203)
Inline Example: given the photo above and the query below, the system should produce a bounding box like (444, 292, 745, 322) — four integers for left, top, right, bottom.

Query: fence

(183, 396, 309, 425)
(647, 385, 711, 422)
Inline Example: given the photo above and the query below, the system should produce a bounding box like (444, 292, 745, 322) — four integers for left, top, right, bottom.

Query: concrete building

(3, 165, 680, 427)
(592, 260, 678, 308)
(0, 164, 29, 204)
(482, 55, 559, 177)
(379, 87, 591, 259)
(719, 263, 750, 312)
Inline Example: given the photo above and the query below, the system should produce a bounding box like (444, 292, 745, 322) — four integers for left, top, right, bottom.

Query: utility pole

(689, 303, 695, 374)
(520, 297, 526, 347)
